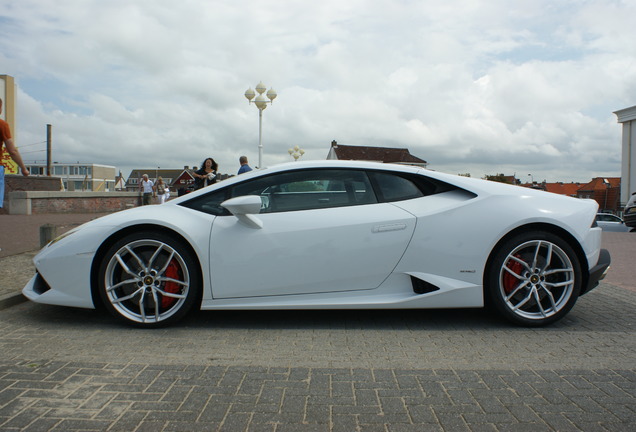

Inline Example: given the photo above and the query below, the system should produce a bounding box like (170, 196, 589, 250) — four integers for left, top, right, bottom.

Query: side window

(369, 172, 424, 202)
(181, 169, 379, 215)
(179, 188, 230, 216)
(232, 169, 377, 213)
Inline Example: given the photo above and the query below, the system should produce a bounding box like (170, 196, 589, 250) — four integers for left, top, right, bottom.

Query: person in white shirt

(140, 174, 154, 205)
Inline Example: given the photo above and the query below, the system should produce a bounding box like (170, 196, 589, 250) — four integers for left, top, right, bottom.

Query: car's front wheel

(486, 231, 582, 326)
(98, 231, 201, 327)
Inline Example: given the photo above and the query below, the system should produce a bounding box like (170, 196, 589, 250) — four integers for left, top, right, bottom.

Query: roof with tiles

(327, 141, 427, 165)
(577, 177, 621, 192)
(543, 182, 583, 196)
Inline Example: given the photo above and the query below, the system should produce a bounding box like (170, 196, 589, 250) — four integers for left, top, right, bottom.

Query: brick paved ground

(0, 285, 635, 431)
(0, 217, 634, 431)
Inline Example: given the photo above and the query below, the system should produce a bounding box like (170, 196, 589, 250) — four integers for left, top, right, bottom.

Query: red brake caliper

(503, 254, 523, 294)
(161, 260, 181, 308)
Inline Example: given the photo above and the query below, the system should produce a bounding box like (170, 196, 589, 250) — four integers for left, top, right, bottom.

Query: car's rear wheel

(98, 231, 201, 327)
(486, 231, 582, 326)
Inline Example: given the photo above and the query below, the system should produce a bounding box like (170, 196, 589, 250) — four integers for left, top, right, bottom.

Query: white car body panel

(209, 203, 415, 298)
(24, 206, 217, 308)
(22, 159, 608, 323)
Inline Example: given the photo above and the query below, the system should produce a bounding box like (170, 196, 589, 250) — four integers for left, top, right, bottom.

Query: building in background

(26, 162, 116, 191)
(327, 140, 428, 167)
(114, 171, 126, 191)
(519, 178, 622, 214)
(125, 168, 195, 195)
(614, 105, 636, 208)
(576, 177, 622, 214)
(541, 182, 582, 198)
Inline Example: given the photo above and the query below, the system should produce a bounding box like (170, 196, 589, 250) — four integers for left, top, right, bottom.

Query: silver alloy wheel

(104, 239, 190, 324)
(498, 239, 575, 321)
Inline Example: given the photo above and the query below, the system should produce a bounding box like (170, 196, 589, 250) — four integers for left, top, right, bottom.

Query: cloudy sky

(1, 0, 635, 183)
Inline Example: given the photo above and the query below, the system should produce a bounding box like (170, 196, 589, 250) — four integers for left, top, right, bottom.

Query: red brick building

(576, 177, 621, 213)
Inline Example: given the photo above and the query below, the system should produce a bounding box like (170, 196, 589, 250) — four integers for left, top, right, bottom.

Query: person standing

(193, 157, 218, 189)
(155, 176, 168, 204)
(140, 174, 154, 205)
(237, 155, 252, 175)
(1, 98, 29, 210)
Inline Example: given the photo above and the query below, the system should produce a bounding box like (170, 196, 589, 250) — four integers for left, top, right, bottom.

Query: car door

(208, 169, 417, 298)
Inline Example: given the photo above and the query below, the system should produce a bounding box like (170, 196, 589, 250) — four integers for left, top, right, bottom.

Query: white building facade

(26, 163, 117, 191)
(614, 105, 636, 206)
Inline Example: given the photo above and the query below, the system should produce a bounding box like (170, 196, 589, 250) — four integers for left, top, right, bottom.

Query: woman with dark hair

(193, 157, 218, 190)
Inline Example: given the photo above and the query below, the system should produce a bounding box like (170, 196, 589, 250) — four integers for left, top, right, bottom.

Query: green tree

(483, 173, 509, 183)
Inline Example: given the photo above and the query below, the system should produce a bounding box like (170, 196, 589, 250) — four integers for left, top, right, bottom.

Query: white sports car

(23, 160, 610, 328)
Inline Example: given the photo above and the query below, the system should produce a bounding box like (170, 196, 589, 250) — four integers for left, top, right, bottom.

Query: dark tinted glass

(181, 169, 378, 215)
(370, 172, 424, 202)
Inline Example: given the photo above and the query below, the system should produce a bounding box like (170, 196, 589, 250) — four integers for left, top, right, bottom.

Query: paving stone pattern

(1, 282, 635, 431)
(0, 362, 634, 432)
(1, 218, 634, 431)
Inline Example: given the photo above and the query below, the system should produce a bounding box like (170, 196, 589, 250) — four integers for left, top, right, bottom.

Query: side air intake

(32, 272, 52, 295)
(411, 276, 440, 294)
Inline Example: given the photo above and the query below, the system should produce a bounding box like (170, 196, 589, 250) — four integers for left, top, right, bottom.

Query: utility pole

(46, 124, 52, 176)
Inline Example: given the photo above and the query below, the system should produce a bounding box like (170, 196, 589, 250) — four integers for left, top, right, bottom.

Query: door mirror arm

(221, 195, 264, 229)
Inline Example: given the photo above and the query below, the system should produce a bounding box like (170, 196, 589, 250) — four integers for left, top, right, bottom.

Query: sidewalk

(0, 213, 108, 259)
(0, 213, 108, 305)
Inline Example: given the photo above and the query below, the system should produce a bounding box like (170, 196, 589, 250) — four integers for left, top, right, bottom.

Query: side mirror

(221, 195, 263, 229)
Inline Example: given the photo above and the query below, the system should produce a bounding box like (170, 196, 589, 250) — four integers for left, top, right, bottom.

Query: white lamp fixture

(288, 145, 305, 161)
(244, 81, 277, 168)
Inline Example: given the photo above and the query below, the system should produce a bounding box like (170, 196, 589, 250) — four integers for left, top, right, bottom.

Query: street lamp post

(244, 81, 277, 168)
(603, 178, 610, 212)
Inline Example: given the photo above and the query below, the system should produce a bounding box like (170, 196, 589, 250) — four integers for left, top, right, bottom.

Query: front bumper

(581, 248, 611, 296)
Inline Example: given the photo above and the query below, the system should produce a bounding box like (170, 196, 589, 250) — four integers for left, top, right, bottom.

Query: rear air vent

(411, 277, 440, 294)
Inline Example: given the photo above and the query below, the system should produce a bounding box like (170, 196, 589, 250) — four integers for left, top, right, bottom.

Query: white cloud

(1, 0, 634, 182)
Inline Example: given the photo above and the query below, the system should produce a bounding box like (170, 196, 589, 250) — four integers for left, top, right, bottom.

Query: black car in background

(625, 192, 636, 229)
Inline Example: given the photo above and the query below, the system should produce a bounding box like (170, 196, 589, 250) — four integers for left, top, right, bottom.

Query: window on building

(29, 166, 45, 175)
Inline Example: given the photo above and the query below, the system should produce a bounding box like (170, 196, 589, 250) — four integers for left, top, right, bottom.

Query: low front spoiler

(581, 248, 611, 296)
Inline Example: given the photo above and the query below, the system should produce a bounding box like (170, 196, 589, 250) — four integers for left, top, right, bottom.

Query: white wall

(615, 105, 636, 206)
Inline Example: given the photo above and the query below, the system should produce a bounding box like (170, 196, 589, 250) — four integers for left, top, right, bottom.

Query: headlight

(46, 227, 79, 247)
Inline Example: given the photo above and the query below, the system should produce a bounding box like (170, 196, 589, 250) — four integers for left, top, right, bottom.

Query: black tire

(486, 231, 582, 326)
(98, 230, 201, 328)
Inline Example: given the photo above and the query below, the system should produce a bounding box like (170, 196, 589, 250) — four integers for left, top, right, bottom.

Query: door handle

(372, 223, 407, 233)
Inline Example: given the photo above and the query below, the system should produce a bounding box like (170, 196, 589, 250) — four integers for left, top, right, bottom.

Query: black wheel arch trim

(484, 223, 591, 301)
